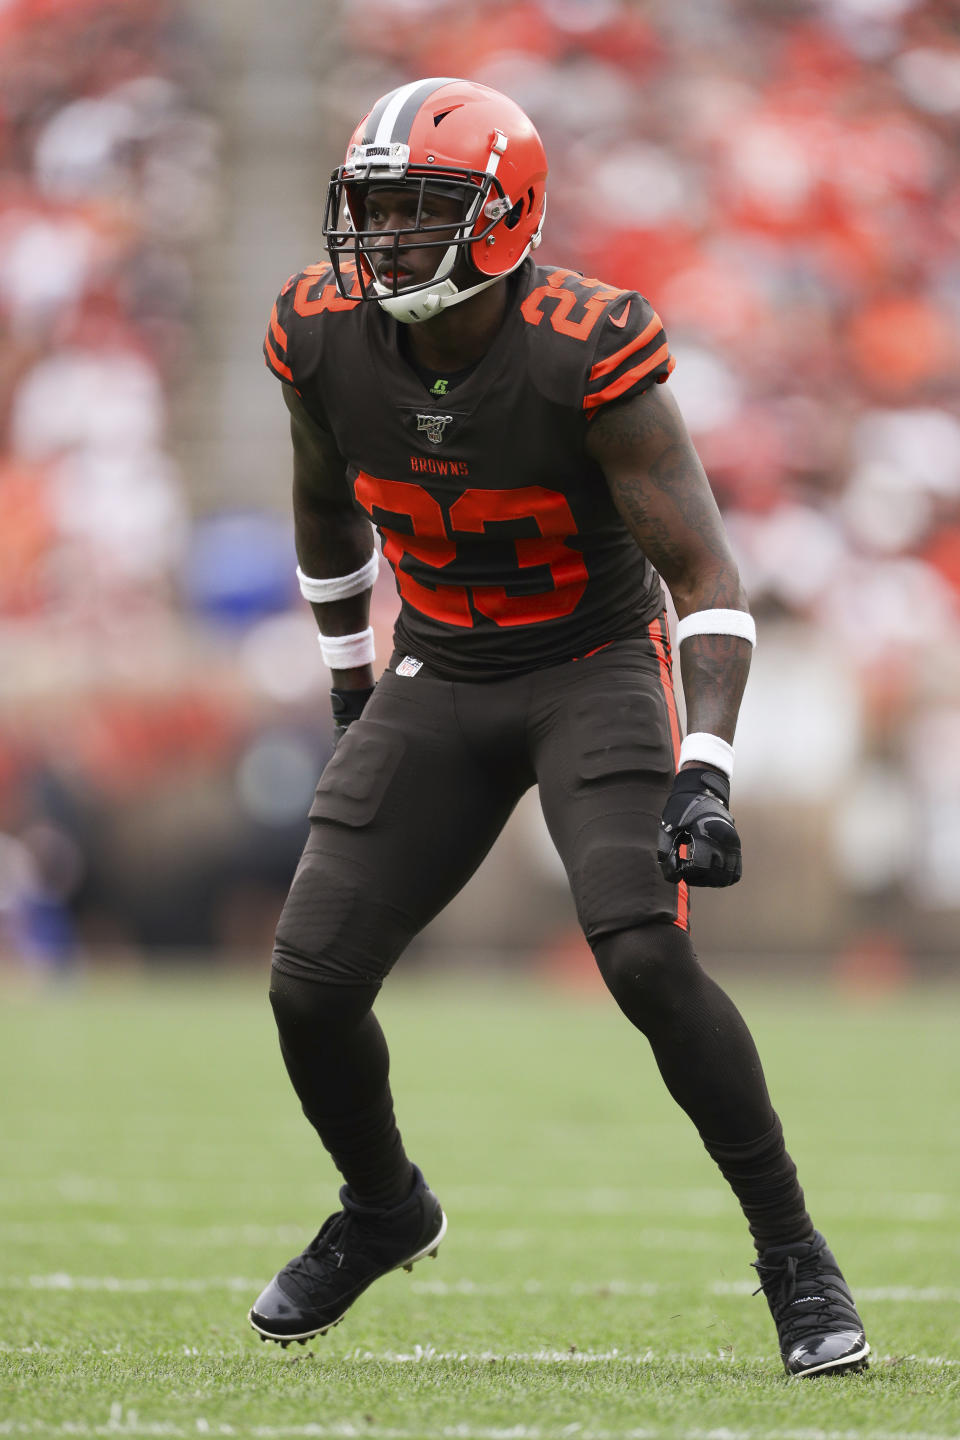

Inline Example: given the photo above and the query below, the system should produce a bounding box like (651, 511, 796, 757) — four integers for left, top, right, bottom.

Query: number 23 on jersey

(353, 472, 589, 629)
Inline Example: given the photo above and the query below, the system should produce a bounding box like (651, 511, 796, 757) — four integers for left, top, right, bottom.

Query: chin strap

(376, 232, 542, 324)
(376, 270, 502, 324)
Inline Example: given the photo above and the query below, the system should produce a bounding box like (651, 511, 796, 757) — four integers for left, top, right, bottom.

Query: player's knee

(268, 962, 379, 1044)
(272, 841, 408, 986)
(592, 921, 704, 1024)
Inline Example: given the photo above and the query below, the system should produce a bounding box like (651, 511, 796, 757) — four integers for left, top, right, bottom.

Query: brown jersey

(264, 259, 675, 681)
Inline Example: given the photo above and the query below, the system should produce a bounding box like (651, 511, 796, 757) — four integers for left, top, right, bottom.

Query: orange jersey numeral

(354, 474, 588, 628)
(521, 270, 623, 341)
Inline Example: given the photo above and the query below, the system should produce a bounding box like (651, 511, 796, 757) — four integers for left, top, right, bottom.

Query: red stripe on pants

(648, 614, 689, 931)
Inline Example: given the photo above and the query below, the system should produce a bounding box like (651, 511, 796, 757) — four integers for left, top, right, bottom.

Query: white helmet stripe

(363, 83, 407, 144)
(372, 76, 455, 147)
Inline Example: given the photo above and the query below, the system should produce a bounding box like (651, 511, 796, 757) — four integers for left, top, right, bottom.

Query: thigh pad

(309, 720, 406, 829)
(568, 688, 672, 785)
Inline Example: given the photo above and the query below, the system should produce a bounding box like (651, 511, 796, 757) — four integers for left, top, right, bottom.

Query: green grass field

(0, 968, 958, 1440)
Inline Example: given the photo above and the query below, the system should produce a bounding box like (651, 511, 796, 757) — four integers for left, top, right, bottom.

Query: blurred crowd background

(1, 0, 958, 980)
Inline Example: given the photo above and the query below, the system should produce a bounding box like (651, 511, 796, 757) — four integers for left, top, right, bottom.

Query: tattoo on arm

(679, 633, 752, 746)
(588, 385, 742, 606)
(587, 385, 753, 747)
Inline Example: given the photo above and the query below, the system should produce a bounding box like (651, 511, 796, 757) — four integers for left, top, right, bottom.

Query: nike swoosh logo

(609, 300, 631, 329)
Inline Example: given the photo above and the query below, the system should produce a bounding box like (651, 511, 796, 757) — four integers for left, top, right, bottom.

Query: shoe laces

(752, 1249, 858, 1343)
(284, 1211, 362, 1298)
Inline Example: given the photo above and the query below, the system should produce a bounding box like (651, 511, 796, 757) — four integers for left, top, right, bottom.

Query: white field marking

(4, 1220, 956, 1261)
(409, 1278, 664, 1298)
(333, 1346, 960, 1371)
(0, 1275, 662, 1299)
(711, 1280, 960, 1304)
(0, 1223, 742, 1255)
(5, 1273, 960, 1305)
(2, 1419, 960, 1440)
(441, 1186, 960, 1223)
(0, 1222, 307, 1249)
(0, 1275, 261, 1293)
(0, 1224, 531, 1253)
(1, 1178, 955, 1224)
(0, 1340, 955, 1371)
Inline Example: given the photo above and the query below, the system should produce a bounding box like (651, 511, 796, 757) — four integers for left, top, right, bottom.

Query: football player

(250, 77, 868, 1378)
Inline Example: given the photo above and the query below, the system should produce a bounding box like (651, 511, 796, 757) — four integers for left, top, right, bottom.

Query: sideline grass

(0, 968, 958, 1439)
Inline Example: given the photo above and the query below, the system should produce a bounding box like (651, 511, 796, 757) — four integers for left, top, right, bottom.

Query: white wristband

(297, 552, 379, 604)
(676, 608, 756, 647)
(678, 732, 735, 778)
(318, 627, 375, 669)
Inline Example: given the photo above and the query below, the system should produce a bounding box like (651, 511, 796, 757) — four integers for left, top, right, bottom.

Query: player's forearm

(677, 630, 751, 751)
(590, 386, 753, 755)
(293, 478, 373, 576)
(295, 504, 377, 691)
(666, 564, 752, 754)
(315, 604, 375, 691)
(307, 589, 376, 692)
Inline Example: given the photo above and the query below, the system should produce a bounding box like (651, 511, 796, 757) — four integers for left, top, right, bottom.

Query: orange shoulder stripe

(264, 334, 293, 382)
(588, 312, 663, 382)
(270, 302, 288, 351)
(583, 345, 673, 410)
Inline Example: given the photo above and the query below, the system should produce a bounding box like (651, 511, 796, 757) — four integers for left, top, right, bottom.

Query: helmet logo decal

(417, 413, 455, 445)
(346, 141, 409, 180)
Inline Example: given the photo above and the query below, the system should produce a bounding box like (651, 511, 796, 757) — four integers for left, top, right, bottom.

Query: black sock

(702, 1116, 815, 1251)
(593, 923, 814, 1248)
(269, 965, 414, 1208)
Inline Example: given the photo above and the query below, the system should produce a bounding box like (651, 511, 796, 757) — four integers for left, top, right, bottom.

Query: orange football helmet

(323, 77, 548, 323)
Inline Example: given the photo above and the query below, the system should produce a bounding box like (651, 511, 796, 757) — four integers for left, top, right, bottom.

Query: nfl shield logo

(417, 413, 454, 446)
(396, 655, 423, 677)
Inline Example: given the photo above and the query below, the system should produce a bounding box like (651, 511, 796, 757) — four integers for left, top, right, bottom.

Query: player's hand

(330, 685, 375, 748)
(657, 765, 742, 888)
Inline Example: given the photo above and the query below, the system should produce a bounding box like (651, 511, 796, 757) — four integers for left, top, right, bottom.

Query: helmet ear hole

(504, 198, 524, 231)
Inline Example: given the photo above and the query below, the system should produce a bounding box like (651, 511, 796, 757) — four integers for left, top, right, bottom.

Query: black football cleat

(248, 1166, 446, 1345)
(752, 1230, 870, 1377)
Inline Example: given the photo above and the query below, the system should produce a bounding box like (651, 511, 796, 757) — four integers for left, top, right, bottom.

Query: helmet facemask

(323, 138, 540, 324)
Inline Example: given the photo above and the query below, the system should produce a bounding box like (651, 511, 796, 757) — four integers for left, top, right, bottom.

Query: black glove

(657, 765, 742, 888)
(330, 685, 375, 748)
